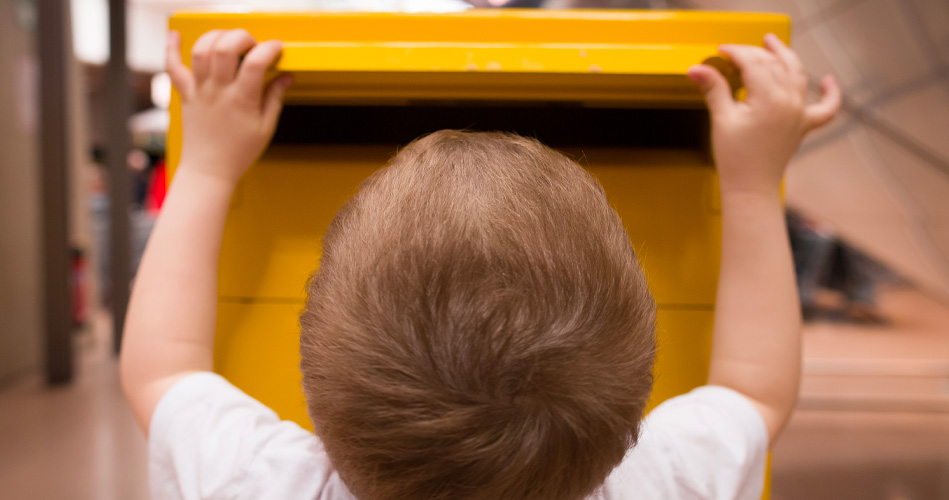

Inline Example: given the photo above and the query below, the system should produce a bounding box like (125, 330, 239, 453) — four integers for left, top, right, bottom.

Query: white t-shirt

(150, 373, 767, 500)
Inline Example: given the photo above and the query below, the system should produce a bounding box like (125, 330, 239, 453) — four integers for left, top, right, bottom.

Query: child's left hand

(167, 29, 293, 184)
(688, 34, 840, 197)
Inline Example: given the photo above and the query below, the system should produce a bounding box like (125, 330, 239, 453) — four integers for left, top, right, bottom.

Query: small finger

(210, 29, 258, 85)
(190, 30, 226, 85)
(763, 33, 803, 74)
(718, 44, 772, 72)
(804, 75, 842, 131)
(237, 40, 284, 95)
(262, 74, 294, 131)
(718, 44, 781, 101)
(165, 31, 194, 99)
(687, 64, 735, 116)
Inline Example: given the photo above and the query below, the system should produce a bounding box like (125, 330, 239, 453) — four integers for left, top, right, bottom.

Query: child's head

(299, 130, 656, 500)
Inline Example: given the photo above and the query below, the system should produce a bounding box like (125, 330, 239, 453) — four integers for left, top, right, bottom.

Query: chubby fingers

(805, 75, 842, 131)
(764, 33, 809, 98)
(687, 64, 734, 116)
(165, 31, 194, 99)
(209, 29, 258, 85)
(261, 75, 294, 130)
(237, 40, 285, 95)
(763, 34, 802, 74)
(717, 43, 784, 101)
(190, 30, 226, 84)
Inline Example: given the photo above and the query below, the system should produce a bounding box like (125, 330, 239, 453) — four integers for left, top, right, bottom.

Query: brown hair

(300, 130, 656, 500)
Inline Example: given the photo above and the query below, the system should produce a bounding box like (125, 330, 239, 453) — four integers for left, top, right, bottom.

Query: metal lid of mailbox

(169, 10, 790, 105)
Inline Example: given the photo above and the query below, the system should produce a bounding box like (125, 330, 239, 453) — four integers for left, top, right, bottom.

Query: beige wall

(0, 0, 43, 383)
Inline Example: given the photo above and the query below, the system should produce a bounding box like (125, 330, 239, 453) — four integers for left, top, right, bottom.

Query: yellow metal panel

(277, 41, 720, 74)
(581, 148, 722, 307)
(217, 146, 387, 300)
(168, 10, 790, 105)
(164, 11, 783, 497)
(215, 301, 312, 429)
(217, 146, 720, 305)
(169, 10, 789, 46)
(214, 146, 724, 417)
(646, 310, 713, 412)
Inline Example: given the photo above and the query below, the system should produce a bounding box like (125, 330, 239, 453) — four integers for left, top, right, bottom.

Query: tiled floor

(0, 313, 149, 500)
(773, 286, 949, 500)
(2, 285, 948, 499)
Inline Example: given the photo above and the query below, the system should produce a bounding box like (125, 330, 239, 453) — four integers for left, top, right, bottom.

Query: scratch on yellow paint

(520, 57, 544, 71)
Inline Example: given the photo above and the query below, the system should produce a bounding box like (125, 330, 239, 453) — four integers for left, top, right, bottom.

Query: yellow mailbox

(168, 9, 788, 496)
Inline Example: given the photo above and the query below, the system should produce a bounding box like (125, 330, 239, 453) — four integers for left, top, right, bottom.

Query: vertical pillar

(38, 0, 73, 384)
(106, 0, 132, 354)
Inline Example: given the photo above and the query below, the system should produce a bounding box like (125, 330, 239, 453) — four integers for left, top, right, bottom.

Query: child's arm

(688, 35, 840, 443)
(120, 29, 292, 433)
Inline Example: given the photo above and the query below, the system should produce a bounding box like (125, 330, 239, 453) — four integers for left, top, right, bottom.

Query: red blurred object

(146, 160, 167, 213)
(71, 248, 88, 327)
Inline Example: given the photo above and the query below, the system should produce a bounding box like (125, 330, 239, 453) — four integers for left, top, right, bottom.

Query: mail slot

(167, 10, 789, 497)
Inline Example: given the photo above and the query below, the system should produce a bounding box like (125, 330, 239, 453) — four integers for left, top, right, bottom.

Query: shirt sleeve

(598, 385, 769, 500)
(148, 372, 343, 500)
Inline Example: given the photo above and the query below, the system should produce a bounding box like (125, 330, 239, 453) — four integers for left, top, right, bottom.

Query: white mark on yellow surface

(579, 49, 587, 58)
(588, 64, 603, 73)
(485, 61, 502, 71)
(520, 58, 544, 71)
(465, 51, 478, 71)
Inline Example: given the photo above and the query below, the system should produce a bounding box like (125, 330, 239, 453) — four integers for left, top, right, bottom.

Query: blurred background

(0, 0, 947, 498)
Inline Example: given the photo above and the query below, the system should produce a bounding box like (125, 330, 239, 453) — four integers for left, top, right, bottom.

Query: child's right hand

(688, 34, 841, 196)
(167, 29, 293, 185)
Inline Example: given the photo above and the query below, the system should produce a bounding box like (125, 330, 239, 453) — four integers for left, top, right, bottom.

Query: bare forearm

(689, 34, 839, 444)
(708, 188, 802, 442)
(120, 167, 236, 431)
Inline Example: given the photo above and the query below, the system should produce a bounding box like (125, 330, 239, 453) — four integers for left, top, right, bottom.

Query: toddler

(121, 28, 840, 500)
